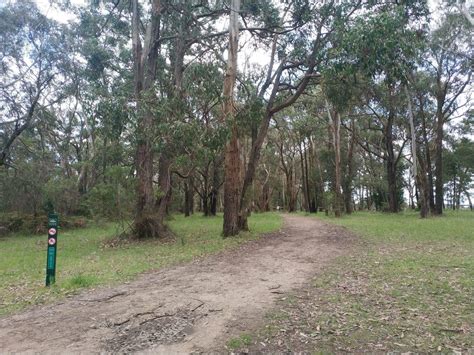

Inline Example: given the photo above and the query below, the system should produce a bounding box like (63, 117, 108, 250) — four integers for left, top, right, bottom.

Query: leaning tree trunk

(237, 35, 319, 230)
(222, 0, 241, 237)
(463, 188, 473, 211)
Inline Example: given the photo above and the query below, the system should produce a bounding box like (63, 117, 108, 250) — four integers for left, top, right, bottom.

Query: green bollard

(45, 213, 59, 286)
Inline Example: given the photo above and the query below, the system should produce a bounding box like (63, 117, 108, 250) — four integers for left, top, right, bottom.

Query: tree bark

(303, 141, 316, 213)
(299, 142, 309, 212)
(343, 117, 356, 214)
(435, 78, 446, 215)
(210, 159, 219, 216)
(384, 108, 399, 213)
(222, 0, 241, 237)
(132, 0, 164, 238)
(184, 175, 194, 217)
(405, 85, 429, 218)
(333, 112, 342, 217)
(325, 100, 342, 217)
(418, 94, 435, 211)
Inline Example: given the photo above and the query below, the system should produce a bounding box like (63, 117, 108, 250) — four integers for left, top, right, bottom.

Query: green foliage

(84, 166, 135, 219)
(332, 3, 427, 85)
(43, 177, 81, 215)
(242, 0, 280, 31)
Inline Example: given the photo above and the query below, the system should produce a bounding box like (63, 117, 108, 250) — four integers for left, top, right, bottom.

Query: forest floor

(0, 214, 354, 353)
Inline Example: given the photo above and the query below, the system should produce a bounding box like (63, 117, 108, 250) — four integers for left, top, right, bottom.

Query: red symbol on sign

(48, 228, 57, 235)
(48, 238, 56, 246)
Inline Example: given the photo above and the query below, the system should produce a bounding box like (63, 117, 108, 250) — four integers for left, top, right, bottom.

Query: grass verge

(0, 212, 282, 317)
(234, 210, 474, 353)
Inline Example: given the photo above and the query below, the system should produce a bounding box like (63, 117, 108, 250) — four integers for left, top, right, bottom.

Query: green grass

(227, 333, 253, 350)
(314, 211, 474, 352)
(316, 209, 474, 243)
(0, 212, 282, 317)
(242, 210, 474, 353)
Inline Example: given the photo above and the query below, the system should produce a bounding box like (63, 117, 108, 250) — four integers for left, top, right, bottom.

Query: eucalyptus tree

(328, 1, 428, 212)
(0, 1, 71, 168)
(221, 0, 241, 236)
(225, 0, 366, 233)
(178, 62, 225, 217)
(67, 0, 134, 203)
(126, 0, 233, 237)
(425, 11, 472, 215)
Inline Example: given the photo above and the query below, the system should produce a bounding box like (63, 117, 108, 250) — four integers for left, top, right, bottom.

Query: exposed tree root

(132, 214, 173, 239)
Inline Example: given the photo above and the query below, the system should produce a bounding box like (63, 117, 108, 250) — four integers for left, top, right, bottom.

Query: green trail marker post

(45, 213, 59, 286)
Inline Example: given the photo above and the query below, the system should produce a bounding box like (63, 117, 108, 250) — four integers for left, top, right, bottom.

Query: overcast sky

(13, 0, 470, 24)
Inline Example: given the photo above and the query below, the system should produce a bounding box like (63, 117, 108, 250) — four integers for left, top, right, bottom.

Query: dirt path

(0, 214, 355, 353)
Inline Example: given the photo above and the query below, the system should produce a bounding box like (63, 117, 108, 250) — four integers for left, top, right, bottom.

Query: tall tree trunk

(434, 91, 445, 215)
(326, 100, 342, 217)
(157, 10, 187, 221)
(343, 118, 356, 214)
(384, 108, 399, 213)
(261, 181, 271, 212)
(202, 193, 209, 217)
(313, 138, 325, 212)
(299, 143, 309, 212)
(303, 141, 315, 213)
(406, 85, 429, 218)
(210, 158, 220, 216)
(408, 174, 415, 209)
(222, 0, 241, 237)
(417, 159, 430, 218)
(202, 171, 210, 216)
(333, 112, 342, 217)
(184, 181, 190, 217)
(156, 154, 171, 222)
(419, 96, 435, 211)
(132, 0, 164, 238)
(286, 170, 297, 212)
(184, 176, 194, 217)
